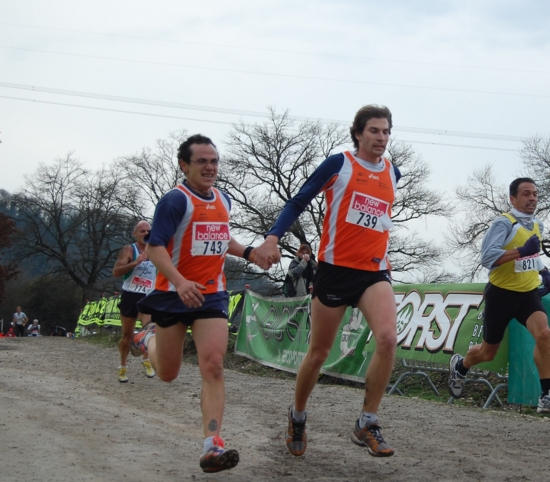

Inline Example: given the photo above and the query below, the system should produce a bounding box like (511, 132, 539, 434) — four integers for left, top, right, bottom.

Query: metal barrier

(388, 359, 508, 409)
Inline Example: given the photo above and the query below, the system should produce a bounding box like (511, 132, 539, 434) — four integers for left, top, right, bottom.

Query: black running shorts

(483, 283, 545, 345)
(152, 309, 228, 328)
(312, 261, 392, 308)
(118, 291, 146, 318)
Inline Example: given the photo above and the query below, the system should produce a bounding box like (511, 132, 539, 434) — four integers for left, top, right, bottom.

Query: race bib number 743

(191, 222, 230, 256)
(345, 192, 389, 233)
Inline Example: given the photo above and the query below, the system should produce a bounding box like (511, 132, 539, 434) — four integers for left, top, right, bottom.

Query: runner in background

(113, 220, 157, 383)
(13, 306, 28, 337)
(448, 177, 550, 414)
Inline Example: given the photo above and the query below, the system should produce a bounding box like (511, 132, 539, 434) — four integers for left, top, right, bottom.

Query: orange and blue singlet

(266, 151, 400, 271)
(145, 183, 232, 294)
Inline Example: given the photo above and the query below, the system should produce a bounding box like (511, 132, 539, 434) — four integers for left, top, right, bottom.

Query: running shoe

(199, 436, 239, 473)
(448, 353, 466, 398)
(286, 406, 307, 456)
(351, 420, 394, 457)
(118, 366, 128, 383)
(537, 392, 550, 414)
(130, 323, 156, 357)
(142, 359, 155, 378)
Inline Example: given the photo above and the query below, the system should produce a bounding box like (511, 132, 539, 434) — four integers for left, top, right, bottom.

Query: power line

(0, 94, 520, 153)
(0, 81, 528, 142)
(1, 21, 549, 75)
(1, 45, 550, 100)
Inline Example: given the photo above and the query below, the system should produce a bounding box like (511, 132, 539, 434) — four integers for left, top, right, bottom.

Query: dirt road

(1, 336, 549, 481)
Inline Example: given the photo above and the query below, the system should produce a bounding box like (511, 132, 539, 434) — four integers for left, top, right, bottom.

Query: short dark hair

(177, 134, 217, 164)
(350, 105, 393, 149)
(509, 177, 536, 197)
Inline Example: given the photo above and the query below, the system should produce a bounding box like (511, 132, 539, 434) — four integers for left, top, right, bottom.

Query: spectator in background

(13, 306, 28, 337)
(284, 244, 317, 297)
(28, 319, 41, 336)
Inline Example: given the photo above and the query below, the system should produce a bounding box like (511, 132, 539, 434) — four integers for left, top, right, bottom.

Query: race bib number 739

(191, 222, 230, 256)
(345, 192, 389, 233)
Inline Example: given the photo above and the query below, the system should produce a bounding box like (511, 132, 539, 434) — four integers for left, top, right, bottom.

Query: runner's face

(355, 118, 390, 163)
(180, 143, 219, 193)
(133, 222, 151, 244)
(511, 182, 537, 214)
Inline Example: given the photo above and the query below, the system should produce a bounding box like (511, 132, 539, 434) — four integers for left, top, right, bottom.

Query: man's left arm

(227, 238, 262, 267)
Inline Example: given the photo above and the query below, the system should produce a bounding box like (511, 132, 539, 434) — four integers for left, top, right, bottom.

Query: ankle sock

(291, 406, 306, 423)
(359, 411, 378, 428)
(203, 436, 214, 453)
(457, 359, 469, 377)
(540, 378, 550, 398)
(143, 331, 155, 349)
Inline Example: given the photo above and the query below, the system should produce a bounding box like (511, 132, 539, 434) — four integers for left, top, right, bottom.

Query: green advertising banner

(76, 291, 244, 334)
(235, 284, 509, 383)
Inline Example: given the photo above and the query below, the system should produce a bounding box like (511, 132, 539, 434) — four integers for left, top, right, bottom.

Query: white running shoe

(448, 353, 466, 398)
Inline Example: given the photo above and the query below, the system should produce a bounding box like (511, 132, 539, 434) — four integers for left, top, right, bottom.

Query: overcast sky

(1, 1, 549, 242)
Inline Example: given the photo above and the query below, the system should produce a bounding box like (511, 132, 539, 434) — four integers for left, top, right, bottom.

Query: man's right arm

(480, 217, 540, 268)
(255, 154, 344, 268)
(112, 245, 138, 278)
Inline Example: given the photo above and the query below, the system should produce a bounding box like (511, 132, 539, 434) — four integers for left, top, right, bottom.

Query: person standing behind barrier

(284, 244, 317, 297)
(255, 105, 401, 458)
(28, 319, 41, 336)
(132, 134, 266, 473)
(448, 177, 550, 414)
(13, 306, 28, 337)
(113, 220, 157, 383)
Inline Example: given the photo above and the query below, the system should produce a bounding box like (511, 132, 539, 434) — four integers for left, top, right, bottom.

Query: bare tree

(521, 135, 550, 218)
(447, 165, 509, 280)
(8, 155, 140, 303)
(116, 129, 188, 217)
(385, 141, 453, 282)
(217, 109, 452, 284)
(0, 211, 18, 302)
(450, 136, 550, 280)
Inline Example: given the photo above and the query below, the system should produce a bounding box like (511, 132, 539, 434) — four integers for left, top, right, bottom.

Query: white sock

(359, 411, 378, 428)
(291, 406, 306, 423)
(203, 436, 214, 453)
(143, 331, 155, 349)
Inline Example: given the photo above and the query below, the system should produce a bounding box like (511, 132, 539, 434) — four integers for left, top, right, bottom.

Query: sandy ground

(1, 336, 549, 482)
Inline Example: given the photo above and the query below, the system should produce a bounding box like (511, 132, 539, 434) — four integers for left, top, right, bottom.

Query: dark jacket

(286, 256, 317, 296)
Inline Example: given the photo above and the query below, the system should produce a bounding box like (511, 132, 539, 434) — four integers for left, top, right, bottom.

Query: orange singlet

(154, 183, 231, 294)
(318, 151, 397, 271)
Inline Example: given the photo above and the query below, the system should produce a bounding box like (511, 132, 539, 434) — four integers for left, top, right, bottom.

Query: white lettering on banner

(394, 292, 483, 352)
(278, 349, 306, 366)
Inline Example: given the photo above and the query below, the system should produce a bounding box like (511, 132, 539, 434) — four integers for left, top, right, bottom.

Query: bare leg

(191, 318, 229, 437)
(526, 311, 550, 379)
(119, 315, 137, 367)
(148, 323, 187, 382)
(356, 282, 397, 414)
(137, 313, 152, 362)
(463, 341, 500, 369)
(294, 299, 346, 412)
